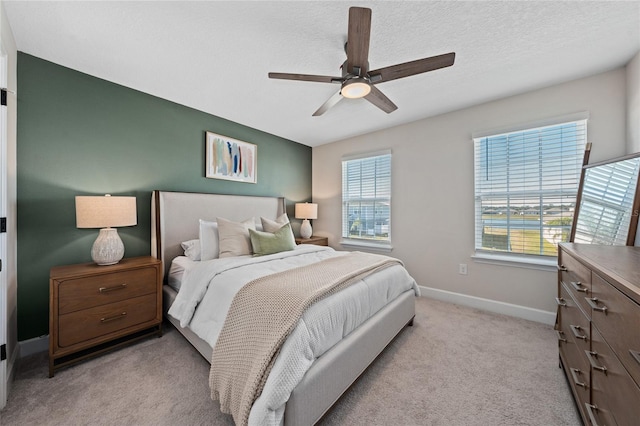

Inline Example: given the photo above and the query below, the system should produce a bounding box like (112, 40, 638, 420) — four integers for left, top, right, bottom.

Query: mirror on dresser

(570, 151, 640, 246)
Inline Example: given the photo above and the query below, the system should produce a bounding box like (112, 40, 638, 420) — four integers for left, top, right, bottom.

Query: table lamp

(295, 202, 318, 239)
(75, 194, 137, 265)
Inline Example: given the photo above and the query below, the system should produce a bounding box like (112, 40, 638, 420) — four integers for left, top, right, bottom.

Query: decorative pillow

(260, 213, 290, 233)
(249, 223, 297, 257)
(180, 239, 201, 261)
(217, 217, 256, 258)
(199, 219, 220, 261)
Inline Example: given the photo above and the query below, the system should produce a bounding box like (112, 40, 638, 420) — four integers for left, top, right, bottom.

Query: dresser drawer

(58, 267, 157, 314)
(558, 338, 590, 419)
(58, 293, 158, 348)
(559, 250, 592, 318)
(590, 273, 640, 386)
(590, 326, 640, 426)
(559, 284, 591, 353)
(557, 285, 591, 415)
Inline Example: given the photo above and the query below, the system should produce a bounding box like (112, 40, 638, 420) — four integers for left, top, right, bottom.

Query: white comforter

(168, 245, 419, 425)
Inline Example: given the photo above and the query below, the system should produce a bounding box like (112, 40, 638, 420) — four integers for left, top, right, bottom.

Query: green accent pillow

(249, 223, 297, 256)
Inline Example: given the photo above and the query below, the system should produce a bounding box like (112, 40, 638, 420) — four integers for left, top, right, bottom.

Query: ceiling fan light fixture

(341, 79, 371, 99)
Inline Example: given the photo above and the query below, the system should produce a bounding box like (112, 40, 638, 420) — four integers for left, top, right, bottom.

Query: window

(342, 151, 391, 248)
(474, 119, 587, 259)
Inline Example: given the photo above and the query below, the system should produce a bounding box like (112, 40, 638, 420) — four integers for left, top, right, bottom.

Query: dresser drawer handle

(570, 325, 588, 341)
(631, 350, 640, 366)
(585, 350, 607, 374)
(555, 297, 567, 307)
(557, 264, 568, 272)
(569, 368, 587, 388)
(556, 330, 567, 343)
(101, 312, 127, 323)
(585, 403, 603, 426)
(570, 281, 588, 294)
(585, 297, 608, 314)
(99, 283, 128, 293)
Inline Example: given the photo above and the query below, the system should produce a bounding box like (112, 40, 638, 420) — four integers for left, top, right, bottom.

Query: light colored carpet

(0, 297, 580, 425)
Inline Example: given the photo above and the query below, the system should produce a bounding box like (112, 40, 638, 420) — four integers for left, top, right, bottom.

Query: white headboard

(151, 190, 286, 279)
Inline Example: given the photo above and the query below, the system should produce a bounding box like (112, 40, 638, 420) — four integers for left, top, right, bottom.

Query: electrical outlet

(458, 263, 468, 275)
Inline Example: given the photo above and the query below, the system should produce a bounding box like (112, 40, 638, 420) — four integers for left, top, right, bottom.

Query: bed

(151, 190, 418, 425)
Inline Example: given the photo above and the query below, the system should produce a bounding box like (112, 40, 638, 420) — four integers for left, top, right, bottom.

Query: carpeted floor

(0, 297, 581, 425)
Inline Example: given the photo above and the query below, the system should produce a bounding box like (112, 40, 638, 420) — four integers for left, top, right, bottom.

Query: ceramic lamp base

(300, 219, 313, 239)
(91, 228, 125, 265)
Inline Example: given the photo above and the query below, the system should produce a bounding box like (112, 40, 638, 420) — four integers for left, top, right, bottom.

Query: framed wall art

(205, 131, 257, 183)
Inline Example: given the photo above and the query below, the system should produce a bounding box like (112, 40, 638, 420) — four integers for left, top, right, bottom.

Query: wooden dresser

(556, 243, 640, 425)
(49, 256, 162, 377)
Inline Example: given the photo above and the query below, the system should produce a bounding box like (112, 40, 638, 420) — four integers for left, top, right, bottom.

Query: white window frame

(340, 150, 392, 252)
(472, 113, 589, 269)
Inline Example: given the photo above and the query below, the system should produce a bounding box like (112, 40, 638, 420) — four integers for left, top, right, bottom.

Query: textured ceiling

(4, 1, 640, 147)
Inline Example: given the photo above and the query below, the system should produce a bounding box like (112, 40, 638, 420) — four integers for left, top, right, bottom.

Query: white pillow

(260, 213, 290, 233)
(217, 217, 256, 258)
(199, 220, 220, 261)
(180, 239, 201, 261)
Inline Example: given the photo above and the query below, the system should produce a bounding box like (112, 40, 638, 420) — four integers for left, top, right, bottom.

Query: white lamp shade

(295, 203, 318, 220)
(76, 195, 137, 228)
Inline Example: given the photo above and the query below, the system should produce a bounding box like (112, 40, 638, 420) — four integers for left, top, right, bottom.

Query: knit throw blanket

(209, 251, 402, 426)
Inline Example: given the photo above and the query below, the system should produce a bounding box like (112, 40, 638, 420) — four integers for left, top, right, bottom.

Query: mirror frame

(570, 146, 640, 246)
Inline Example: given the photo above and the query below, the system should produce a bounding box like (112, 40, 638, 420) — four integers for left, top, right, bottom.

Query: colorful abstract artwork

(205, 131, 257, 183)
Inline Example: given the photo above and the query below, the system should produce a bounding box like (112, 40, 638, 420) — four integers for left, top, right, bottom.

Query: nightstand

(295, 236, 329, 246)
(49, 256, 162, 377)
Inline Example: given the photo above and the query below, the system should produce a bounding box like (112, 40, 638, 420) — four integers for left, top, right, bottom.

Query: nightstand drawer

(58, 293, 158, 348)
(295, 236, 328, 246)
(58, 267, 157, 314)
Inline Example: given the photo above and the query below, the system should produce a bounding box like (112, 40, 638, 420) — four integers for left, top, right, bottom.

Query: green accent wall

(16, 53, 312, 341)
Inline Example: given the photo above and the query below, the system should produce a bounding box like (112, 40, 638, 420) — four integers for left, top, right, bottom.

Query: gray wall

(312, 68, 628, 315)
(628, 51, 640, 154)
(628, 51, 640, 245)
(16, 53, 312, 340)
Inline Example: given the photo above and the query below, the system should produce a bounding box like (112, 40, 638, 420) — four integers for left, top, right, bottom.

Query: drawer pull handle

(570, 325, 588, 341)
(556, 330, 567, 343)
(630, 350, 640, 366)
(569, 368, 587, 388)
(557, 265, 568, 272)
(99, 283, 128, 293)
(585, 350, 607, 374)
(101, 312, 127, 323)
(585, 297, 608, 314)
(555, 297, 567, 307)
(570, 281, 588, 294)
(585, 403, 602, 426)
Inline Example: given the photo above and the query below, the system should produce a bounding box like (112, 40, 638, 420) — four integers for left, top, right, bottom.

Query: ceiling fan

(268, 6, 455, 116)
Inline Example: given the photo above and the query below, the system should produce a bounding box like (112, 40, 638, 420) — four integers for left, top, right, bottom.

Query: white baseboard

(18, 335, 49, 358)
(418, 285, 556, 325)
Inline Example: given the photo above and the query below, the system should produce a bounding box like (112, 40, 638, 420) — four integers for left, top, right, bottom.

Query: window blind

(574, 157, 640, 245)
(342, 153, 391, 242)
(474, 120, 587, 257)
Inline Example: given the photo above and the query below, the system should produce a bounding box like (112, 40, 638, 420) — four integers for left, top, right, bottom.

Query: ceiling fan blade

(268, 72, 340, 84)
(364, 85, 397, 114)
(368, 52, 455, 83)
(346, 7, 372, 75)
(312, 91, 343, 116)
